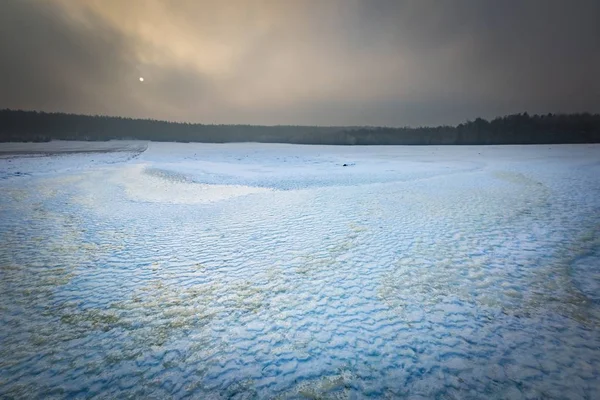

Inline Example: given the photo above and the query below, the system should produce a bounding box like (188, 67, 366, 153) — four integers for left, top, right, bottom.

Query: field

(1, 141, 599, 398)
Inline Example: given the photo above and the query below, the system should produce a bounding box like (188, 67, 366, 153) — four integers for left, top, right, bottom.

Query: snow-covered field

(1, 141, 599, 399)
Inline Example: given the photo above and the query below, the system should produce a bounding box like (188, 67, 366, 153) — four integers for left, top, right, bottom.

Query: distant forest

(1, 109, 599, 145)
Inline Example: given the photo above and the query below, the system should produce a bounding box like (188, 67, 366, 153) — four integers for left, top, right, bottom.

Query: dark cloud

(0, 0, 145, 116)
(0, 0, 598, 126)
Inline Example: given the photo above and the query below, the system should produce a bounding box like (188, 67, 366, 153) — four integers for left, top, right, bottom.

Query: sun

(139, 77, 144, 82)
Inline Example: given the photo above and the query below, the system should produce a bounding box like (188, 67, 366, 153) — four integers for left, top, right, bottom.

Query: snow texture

(1, 141, 599, 399)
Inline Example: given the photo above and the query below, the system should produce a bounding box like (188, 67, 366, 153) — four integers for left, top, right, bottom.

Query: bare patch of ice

(111, 164, 272, 204)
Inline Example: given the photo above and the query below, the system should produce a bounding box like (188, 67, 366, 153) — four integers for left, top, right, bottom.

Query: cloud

(0, 1, 145, 116)
(1, 0, 598, 126)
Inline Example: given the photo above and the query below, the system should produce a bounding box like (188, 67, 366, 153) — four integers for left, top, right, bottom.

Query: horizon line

(2, 108, 599, 130)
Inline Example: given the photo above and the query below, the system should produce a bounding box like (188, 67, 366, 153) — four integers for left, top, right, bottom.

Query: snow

(0, 141, 599, 398)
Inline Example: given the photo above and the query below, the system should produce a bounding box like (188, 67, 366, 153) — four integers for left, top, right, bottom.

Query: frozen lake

(1, 141, 599, 399)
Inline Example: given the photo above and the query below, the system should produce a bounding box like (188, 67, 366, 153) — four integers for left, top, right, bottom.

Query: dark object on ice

(343, 163, 348, 167)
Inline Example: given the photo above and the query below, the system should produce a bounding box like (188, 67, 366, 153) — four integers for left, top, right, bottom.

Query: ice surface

(0, 140, 147, 155)
(1, 141, 599, 399)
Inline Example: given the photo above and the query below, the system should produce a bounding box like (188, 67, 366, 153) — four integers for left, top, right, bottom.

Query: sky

(1, 0, 598, 127)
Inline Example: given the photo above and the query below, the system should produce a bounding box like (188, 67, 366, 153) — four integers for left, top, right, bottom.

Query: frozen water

(1, 141, 599, 399)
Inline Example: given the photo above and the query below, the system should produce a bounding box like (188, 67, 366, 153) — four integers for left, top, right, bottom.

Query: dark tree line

(1, 109, 599, 145)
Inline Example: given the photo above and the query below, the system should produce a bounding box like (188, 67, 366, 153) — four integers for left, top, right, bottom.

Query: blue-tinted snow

(1, 141, 599, 399)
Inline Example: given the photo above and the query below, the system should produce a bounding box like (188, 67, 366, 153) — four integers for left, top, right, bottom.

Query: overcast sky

(1, 0, 598, 126)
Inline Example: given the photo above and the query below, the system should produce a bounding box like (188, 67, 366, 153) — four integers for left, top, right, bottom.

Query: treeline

(1, 109, 599, 145)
